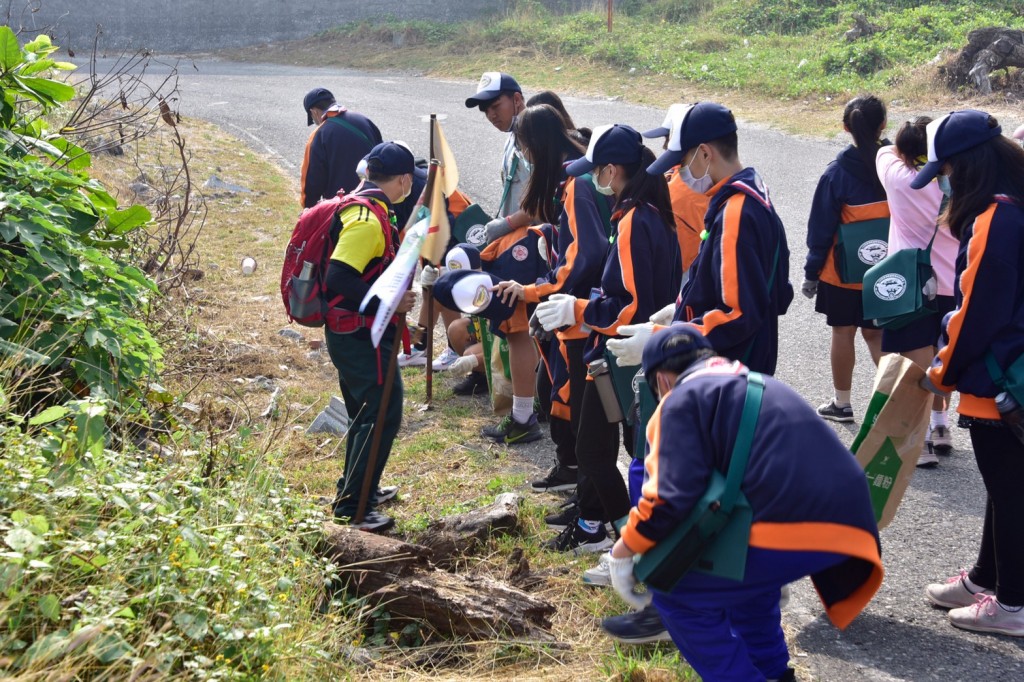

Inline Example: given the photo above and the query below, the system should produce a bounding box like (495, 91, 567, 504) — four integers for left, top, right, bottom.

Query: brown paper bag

(850, 354, 931, 530)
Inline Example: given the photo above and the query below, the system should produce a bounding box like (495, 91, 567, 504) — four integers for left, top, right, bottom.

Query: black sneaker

(453, 372, 488, 396)
(530, 464, 578, 493)
(544, 500, 579, 530)
(376, 485, 399, 504)
(601, 605, 672, 644)
(542, 518, 613, 554)
(817, 399, 854, 423)
(504, 414, 543, 445)
(482, 415, 512, 442)
(336, 510, 395, 533)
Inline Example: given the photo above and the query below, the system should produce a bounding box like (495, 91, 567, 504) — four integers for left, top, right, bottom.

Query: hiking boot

(926, 570, 994, 609)
(583, 553, 612, 587)
(817, 399, 854, 423)
(504, 414, 543, 445)
(377, 485, 399, 504)
(542, 519, 613, 554)
(949, 595, 1024, 637)
(600, 605, 672, 644)
(397, 347, 427, 368)
(929, 424, 953, 455)
(530, 464, 578, 493)
(482, 415, 512, 442)
(337, 510, 394, 533)
(917, 443, 939, 469)
(544, 498, 579, 530)
(453, 372, 488, 396)
(432, 347, 460, 371)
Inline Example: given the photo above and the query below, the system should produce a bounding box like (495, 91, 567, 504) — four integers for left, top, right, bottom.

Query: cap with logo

(910, 110, 1003, 190)
(642, 103, 694, 139)
(432, 269, 516, 323)
(364, 141, 416, 176)
(647, 102, 737, 176)
(465, 72, 522, 109)
(303, 87, 335, 126)
(445, 243, 482, 272)
(565, 123, 644, 176)
(641, 323, 714, 390)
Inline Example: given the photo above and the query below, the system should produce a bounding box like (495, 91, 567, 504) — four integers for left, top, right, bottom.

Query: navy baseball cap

(364, 142, 416, 176)
(445, 243, 482, 272)
(648, 102, 737, 176)
(641, 323, 714, 390)
(303, 87, 335, 126)
(910, 110, 1003, 190)
(566, 124, 644, 176)
(432, 269, 515, 323)
(642, 103, 693, 139)
(465, 72, 522, 109)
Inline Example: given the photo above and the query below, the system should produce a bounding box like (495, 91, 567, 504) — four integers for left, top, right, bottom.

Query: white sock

(931, 410, 948, 429)
(578, 518, 602, 534)
(834, 389, 852, 407)
(512, 395, 533, 423)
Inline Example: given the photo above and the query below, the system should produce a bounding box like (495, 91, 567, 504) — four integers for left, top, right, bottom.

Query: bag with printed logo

(850, 354, 931, 530)
(862, 224, 939, 329)
(835, 217, 890, 284)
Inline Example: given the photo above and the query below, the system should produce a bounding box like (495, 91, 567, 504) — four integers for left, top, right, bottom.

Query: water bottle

(299, 260, 314, 280)
(995, 392, 1024, 445)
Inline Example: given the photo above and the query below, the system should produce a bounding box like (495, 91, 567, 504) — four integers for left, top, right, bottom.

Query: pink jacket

(876, 146, 959, 297)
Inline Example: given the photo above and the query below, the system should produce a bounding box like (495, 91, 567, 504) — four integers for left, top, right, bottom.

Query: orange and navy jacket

(300, 105, 382, 209)
(582, 202, 682, 363)
(674, 168, 794, 375)
(667, 168, 710, 272)
(622, 358, 883, 629)
(521, 176, 612, 341)
(804, 145, 890, 289)
(928, 196, 1024, 420)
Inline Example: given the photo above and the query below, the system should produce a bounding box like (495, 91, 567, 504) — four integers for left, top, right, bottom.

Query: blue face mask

(937, 175, 952, 198)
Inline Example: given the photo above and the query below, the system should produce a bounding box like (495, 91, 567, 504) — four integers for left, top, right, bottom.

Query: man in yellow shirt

(324, 141, 417, 532)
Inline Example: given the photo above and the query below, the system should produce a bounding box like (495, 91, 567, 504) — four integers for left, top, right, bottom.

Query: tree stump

(844, 13, 881, 42)
(946, 27, 1024, 94)
(416, 492, 522, 566)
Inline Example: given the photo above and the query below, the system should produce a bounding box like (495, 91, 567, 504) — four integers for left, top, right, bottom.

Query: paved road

(96, 57, 1024, 680)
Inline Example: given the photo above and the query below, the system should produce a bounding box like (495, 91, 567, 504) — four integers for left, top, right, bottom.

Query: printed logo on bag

(874, 273, 907, 301)
(858, 239, 888, 265)
(466, 224, 487, 246)
(631, 370, 643, 394)
(512, 245, 529, 262)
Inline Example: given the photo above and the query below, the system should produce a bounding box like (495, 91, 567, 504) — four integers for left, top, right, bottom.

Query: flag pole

(422, 114, 439, 409)
(354, 312, 407, 525)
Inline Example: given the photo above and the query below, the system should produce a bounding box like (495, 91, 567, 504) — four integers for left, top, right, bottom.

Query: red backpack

(281, 191, 391, 327)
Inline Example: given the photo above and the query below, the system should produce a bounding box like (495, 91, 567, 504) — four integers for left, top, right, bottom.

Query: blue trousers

(652, 547, 844, 682)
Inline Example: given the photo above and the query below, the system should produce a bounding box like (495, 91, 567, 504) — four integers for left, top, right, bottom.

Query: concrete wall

(4, 1, 507, 53)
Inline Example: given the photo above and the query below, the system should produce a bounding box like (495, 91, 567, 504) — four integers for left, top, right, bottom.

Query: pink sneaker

(925, 570, 993, 609)
(949, 595, 1024, 637)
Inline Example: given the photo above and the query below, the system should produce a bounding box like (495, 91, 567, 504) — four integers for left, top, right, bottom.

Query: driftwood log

(320, 494, 554, 640)
(946, 27, 1024, 94)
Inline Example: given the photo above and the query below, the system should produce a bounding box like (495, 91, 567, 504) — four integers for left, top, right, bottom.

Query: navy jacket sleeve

(301, 128, 328, 209)
(804, 164, 841, 281)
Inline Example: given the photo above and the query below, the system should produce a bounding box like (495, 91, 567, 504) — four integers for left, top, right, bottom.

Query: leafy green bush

(0, 28, 162, 414)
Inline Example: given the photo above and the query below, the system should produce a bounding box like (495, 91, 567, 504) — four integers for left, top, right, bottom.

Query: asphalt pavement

(88, 56, 1024, 680)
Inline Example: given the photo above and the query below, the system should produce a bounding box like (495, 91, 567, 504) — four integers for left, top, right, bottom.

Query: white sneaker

(926, 570, 994, 609)
(583, 553, 612, 587)
(397, 348, 427, 367)
(432, 347, 460, 371)
(949, 595, 1024, 636)
(917, 444, 939, 469)
(929, 424, 953, 454)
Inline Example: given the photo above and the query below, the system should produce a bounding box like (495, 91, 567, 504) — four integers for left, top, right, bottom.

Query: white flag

(360, 217, 428, 348)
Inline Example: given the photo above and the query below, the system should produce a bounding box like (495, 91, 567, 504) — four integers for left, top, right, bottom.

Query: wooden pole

(354, 314, 407, 524)
(423, 114, 439, 408)
(607, 0, 613, 32)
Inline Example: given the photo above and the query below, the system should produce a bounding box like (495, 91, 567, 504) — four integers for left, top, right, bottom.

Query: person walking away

(876, 117, 959, 467)
(916, 110, 1024, 637)
(802, 95, 887, 423)
(300, 87, 382, 208)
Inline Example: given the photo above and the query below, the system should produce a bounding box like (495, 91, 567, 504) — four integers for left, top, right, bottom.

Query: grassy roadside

(222, 1, 1024, 137)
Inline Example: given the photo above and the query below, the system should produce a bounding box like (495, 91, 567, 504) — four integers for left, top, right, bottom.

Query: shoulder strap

(720, 371, 765, 513)
(327, 115, 374, 147)
(496, 153, 520, 219)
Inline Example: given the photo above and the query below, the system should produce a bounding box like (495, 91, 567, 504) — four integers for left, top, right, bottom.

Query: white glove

(607, 553, 652, 610)
(607, 322, 654, 367)
(922, 275, 938, 301)
(649, 303, 676, 327)
(801, 279, 818, 299)
(535, 293, 578, 332)
(449, 354, 479, 375)
(484, 216, 513, 244)
(420, 264, 440, 287)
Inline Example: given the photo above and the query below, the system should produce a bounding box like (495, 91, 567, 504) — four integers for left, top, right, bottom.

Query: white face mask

(683, 147, 712, 192)
(593, 166, 615, 196)
(394, 175, 412, 204)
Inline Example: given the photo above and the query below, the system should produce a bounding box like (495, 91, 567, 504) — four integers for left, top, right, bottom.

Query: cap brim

(306, 111, 314, 126)
(565, 156, 597, 176)
(910, 161, 941, 190)
(642, 126, 670, 139)
(465, 92, 500, 108)
(647, 149, 683, 176)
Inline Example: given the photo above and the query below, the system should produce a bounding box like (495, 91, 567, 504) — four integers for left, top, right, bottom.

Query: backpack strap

(327, 115, 374, 147)
(496, 152, 520, 218)
(720, 371, 765, 514)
